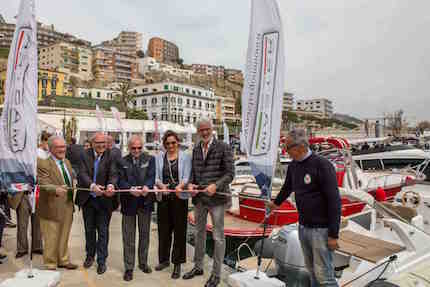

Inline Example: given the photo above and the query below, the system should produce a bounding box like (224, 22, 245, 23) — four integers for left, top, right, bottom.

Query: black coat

(118, 153, 155, 216)
(190, 138, 234, 207)
(66, 143, 85, 176)
(76, 148, 119, 212)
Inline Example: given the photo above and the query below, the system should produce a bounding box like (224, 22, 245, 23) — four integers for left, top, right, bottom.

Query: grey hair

(128, 135, 143, 147)
(47, 135, 65, 151)
(196, 117, 213, 130)
(91, 132, 105, 143)
(288, 128, 309, 148)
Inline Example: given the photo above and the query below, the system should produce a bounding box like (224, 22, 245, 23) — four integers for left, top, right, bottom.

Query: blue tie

(91, 156, 100, 197)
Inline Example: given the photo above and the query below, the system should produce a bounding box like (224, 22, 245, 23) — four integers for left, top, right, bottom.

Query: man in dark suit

(118, 135, 155, 281)
(76, 132, 118, 275)
(66, 137, 85, 177)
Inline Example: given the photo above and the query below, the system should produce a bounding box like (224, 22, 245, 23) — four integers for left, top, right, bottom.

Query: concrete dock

(0, 211, 231, 286)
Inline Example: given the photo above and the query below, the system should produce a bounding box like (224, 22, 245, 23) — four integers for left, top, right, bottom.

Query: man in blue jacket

(268, 129, 341, 287)
(118, 135, 155, 282)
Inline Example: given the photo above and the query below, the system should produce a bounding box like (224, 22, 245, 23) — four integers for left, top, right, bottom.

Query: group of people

(0, 121, 342, 287)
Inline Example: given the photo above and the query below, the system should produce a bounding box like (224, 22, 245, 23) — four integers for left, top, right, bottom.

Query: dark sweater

(274, 153, 341, 238)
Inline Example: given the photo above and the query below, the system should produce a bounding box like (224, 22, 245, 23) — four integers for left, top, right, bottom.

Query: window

(199, 101, 202, 108)
(142, 99, 147, 105)
(143, 88, 148, 93)
(152, 88, 158, 92)
(186, 99, 190, 106)
(164, 84, 169, 90)
(151, 97, 157, 105)
(193, 100, 196, 107)
(162, 96, 168, 104)
(171, 97, 176, 103)
(185, 88, 190, 93)
(178, 98, 183, 105)
(97, 91, 101, 98)
(192, 90, 196, 95)
(198, 91, 202, 96)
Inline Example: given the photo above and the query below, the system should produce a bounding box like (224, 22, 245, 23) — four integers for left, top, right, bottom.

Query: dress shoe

(123, 270, 133, 281)
(154, 261, 169, 271)
(182, 266, 203, 280)
(139, 264, 152, 273)
(97, 263, 107, 275)
(58, 262, 78, 270)
(171, 264, 181, 279)
(204, 275, 221, 287)
(44, 265, 57, 271)
(32, 249, 43, 255)
(15, 251, 28, 259)
(83, 256, 94, 269)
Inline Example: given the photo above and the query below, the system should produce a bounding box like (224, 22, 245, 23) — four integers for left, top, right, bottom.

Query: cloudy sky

(3, 0, 430, 123)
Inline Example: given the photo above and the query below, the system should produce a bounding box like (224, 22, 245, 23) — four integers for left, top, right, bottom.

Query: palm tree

(115, 81, 137, 113)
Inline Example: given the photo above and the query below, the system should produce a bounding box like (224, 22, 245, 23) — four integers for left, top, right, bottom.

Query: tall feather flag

(223, 121, 230, 145)
(0, 0, 38, 205)
(241, 0, 285, 198)
(95, 104, 105, 132)
(110, 106, 124, 132)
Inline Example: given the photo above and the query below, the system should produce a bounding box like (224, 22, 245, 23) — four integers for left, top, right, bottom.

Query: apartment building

(92, 46, 137, 83)
(0, 17, 90, 49)
(191, 64, 225, 79)
(147, 37, 179, 64)
(39, 42, 93, 81)
(296, 98, 333, 118)
(129, 82, 216, 124)
(138, 57, 193, 78)
(75, 87, 121, 101)
(282, 92, 294, 112)
(101, 31, 143, 56)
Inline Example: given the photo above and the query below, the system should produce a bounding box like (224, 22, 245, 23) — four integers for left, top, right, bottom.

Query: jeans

(298, 225, 338, 287)
(194, 202, 225, 278)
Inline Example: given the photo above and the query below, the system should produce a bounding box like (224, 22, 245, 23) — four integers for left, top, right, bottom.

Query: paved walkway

(0, 211, 230, 287)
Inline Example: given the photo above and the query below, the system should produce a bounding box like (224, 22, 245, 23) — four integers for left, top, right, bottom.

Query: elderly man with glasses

(268, 129, 341, 287)
(76, 132, 118, 275)
(118, 135, 156, 282)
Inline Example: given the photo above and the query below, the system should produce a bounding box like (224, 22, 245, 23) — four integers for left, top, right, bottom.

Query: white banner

(0, 0, 38, 191)
(223, 121, 230, 145)
(95, 104, 105, 132)
(241, 0, 285, 197)
(110, 106, 124, 132)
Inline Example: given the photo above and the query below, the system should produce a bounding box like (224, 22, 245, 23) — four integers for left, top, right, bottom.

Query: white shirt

(201, 136, 214, 160)
(37, 148, 50, 160)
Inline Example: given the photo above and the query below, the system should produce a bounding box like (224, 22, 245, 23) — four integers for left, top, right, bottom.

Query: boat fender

(404, 176, 415, 186)
(375, 187, 386, 201)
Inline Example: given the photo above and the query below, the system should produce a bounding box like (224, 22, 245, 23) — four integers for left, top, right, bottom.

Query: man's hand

(92, 184, 104, 196)
(141, 186, 149, 197)
(55, 186, 67, 197)
(104, 184, 115, 197)
(266, 201, 278, 214)
(130, 186, 141, 197)
(328, 237, 338, 251)
(205, 184, 217, 197)
(187, 184, 199, 197)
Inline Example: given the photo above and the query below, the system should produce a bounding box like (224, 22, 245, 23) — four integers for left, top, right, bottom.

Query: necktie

(203, 143, 209, 159)
(59, 161, 73, 202)
(92, 156, 100, 197)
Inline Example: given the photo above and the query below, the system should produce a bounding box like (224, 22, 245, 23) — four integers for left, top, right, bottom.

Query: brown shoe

(58, 263, 78, 270)
(44, 265, 57, 271)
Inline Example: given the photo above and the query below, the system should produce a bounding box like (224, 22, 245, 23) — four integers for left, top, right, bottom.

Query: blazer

(37, 157, 76, 221)
(155, 150, 192, 200)
(118, 153, 155, 216)
(76, 148, 119, 212)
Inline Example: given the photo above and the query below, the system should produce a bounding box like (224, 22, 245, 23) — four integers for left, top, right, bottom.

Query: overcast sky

(3, 0, 430, 123)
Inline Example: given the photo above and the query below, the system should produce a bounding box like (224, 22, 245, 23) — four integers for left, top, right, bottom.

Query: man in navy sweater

(268, 129, 341, 287)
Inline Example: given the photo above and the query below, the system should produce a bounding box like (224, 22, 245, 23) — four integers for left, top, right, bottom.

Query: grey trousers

(122, 208, 151, 271)
(16, 195, 42, 253)
(194, 202, 225, 277)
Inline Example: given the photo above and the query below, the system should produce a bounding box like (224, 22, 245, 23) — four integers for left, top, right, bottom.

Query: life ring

(401, 190, 421, 208)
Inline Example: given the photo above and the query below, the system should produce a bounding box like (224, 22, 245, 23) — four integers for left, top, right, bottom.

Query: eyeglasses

(131, 147, 142, 151)
(165, 141, 177, 146)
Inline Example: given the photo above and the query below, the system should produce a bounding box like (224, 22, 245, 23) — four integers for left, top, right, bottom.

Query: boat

(348, 137, 430, 180)
(228, 188, 430, 287)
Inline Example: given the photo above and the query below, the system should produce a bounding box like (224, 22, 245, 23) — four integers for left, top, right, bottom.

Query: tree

(127, 109, 148, 120)
(115, 81, 137, 113)
(417, 121, 430, 134)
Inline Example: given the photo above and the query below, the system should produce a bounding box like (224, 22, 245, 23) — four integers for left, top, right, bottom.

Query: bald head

(106, 135, 114, 149)
(92, 132, 106, 156)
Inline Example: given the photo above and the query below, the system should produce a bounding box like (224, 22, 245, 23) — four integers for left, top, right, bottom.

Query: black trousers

(157, 194, 188, 265)
(82, 197, 112, 265)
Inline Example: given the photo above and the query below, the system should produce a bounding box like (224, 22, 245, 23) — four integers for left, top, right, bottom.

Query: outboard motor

(271, 224, 311, 287)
